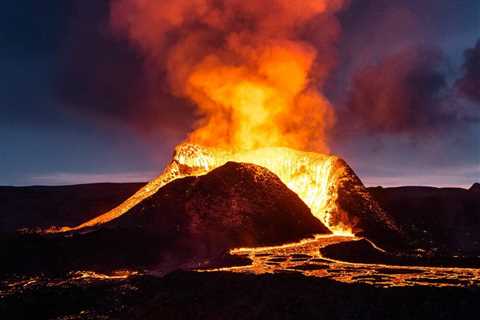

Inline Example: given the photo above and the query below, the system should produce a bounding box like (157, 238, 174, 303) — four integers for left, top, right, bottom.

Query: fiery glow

(110, 0, 344, 153)
(206, 235, 480, 288)
(49, 144, 353, 235)
(47, 1, 352, 234)
(183, 42, 335, 151)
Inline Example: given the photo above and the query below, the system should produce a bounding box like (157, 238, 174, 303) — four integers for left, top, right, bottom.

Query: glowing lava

(48, 144, 354, 235)
(205, 235, 480, 288)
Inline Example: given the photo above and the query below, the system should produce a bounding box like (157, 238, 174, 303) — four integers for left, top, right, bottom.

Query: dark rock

(0, 183, 144, 233)
(1, 162, 329, 275)
(112, 161, 329, 243)
(4, 271, 480, 320)
(333, 159, 407, 250)
(288, 264, 329, 271)
(470, 183, 480, 192)
(321, 239, 480, 268)
(369, 186, 480, 255)
(290, 254, 312, 259)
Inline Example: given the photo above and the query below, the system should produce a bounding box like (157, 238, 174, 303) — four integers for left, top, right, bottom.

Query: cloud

(456, 40, 480, 103)
(54, 0, 195, 143)
(339, 46, 453, 134)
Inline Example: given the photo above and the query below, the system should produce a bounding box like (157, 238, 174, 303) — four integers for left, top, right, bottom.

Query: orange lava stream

(203, 235, 480, 288)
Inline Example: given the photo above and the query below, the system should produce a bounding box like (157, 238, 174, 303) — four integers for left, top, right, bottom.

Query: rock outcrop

(332, 159, 407, 249)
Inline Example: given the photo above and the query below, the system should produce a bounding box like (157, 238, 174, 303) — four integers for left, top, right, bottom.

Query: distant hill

(368, 184, 480, 255)
(0, 183, 144, 232)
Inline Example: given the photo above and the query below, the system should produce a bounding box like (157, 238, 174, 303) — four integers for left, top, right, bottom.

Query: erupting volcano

(48, 143, 403, 250)
(47, 0, 402, 244)
(53, 145, 348, 232)
(3, 1, 480, 318)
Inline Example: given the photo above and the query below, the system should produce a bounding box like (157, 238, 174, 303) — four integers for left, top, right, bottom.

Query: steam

(109, 0, 347, 152)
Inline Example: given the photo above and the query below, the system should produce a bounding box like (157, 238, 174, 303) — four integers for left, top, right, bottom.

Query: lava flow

(204, 235, 480, 288)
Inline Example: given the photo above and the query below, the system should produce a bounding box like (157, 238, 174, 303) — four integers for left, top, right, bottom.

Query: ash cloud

(456, 40, 480, 104)
(325, 0, 479, 181)
(331, 41, 480, 173)
(330, 0, 480, 139)
(334, 42, 480, 138)
(55, 0, 196, 143)
(54, 0, 479, 154)
(55, 0, 346, 149)
(106, 0, 348, 152)
(343, 47, 450, 134)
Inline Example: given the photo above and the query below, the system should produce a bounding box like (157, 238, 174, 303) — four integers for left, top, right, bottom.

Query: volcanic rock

(321, 239, 480, 268)
(369, 185, 480, 254)
(1, 162, 328, 274)
(99, 161, 330, 269)
(111, 161, 329, 241)
(53, 143, 407, 250)
(169, 145, 408, 250)
(332, 159, 407, 249)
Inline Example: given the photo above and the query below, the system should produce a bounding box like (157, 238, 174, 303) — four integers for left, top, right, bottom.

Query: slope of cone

(47, 143, 405, 249)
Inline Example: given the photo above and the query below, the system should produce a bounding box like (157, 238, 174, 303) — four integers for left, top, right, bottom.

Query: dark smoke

(329, 0, 480, 141)
(55, 0, 479, 147)
(55, 1, 195, 143)
(342, 47, 451, 134)
(456, 40, 480, 104)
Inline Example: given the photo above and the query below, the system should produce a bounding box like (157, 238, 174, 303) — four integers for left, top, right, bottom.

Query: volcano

(5, 144, 407, 274)
(48, 144, 405, 249)
(3, 161, 329, 274)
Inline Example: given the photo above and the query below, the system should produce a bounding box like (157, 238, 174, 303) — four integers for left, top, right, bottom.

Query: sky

(0, 0, 479, 187)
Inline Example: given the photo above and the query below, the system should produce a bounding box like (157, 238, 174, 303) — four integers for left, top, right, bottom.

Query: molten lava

(50, 144, 353, 235)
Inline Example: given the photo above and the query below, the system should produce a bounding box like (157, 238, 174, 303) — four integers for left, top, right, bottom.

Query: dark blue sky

(1, 0, 479, 186)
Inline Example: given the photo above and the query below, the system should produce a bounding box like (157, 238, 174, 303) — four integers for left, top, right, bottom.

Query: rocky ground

(369, 185, 480, 255)
(0, 183, 144, 233)
(2, 271, 480, 320)
(1, 169, 479, 319)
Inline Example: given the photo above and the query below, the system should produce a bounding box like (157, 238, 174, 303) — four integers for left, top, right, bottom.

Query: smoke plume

(456, 40, 480, 104)
(344, 47, 450, 134)
(109, 0, 347, 152)
(56, 0, 478, 157)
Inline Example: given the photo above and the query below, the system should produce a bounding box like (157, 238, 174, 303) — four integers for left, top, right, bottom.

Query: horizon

(2, 168, 478, 189)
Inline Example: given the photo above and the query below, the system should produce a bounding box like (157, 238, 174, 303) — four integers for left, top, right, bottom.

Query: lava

(204, 235, 480, 288)
(49, 144, 353, 235)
